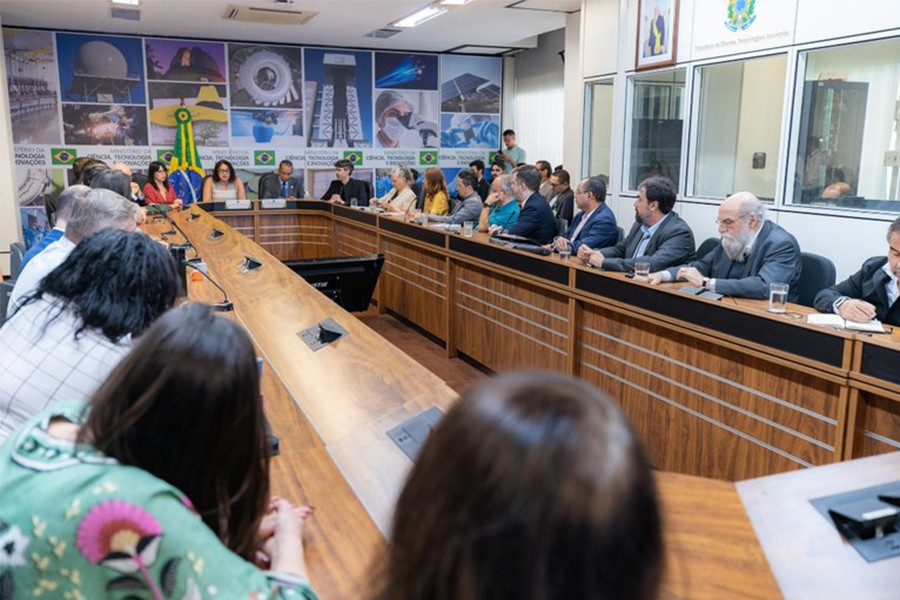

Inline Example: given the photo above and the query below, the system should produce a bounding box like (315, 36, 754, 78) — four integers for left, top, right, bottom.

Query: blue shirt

(634, 213, 670, 258)
(489, 201, 520, 229)
(20, 228, 64, 271)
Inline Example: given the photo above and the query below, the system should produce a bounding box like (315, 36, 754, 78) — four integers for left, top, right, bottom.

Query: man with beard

(648, 192, 802, 301)
(814, 217, 900, 325)
(578, 176, 694, 272)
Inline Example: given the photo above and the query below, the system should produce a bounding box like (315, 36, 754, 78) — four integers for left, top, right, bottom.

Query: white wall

(564, 11, 584, 176)
(575, 0, 900, 279)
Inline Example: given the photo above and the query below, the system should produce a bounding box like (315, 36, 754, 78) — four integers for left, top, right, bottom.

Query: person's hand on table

(839, 298, 878, 323)
(647, 271, 666, 285)
(676, 266, 705, 287)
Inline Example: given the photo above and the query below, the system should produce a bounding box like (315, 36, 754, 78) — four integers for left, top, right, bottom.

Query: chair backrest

(556, 218, 567, 237)
(797, 252, 836, 307)
(9, 242, 25, 280)
(0, 280, 14, 325)
(256, 172, 278, 198)
(696, 237, 719, 259)
(616, 226, 625, 244)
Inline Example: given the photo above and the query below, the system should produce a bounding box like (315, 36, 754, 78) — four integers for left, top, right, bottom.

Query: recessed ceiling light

(110, 0, 141, 6)
(393, 5, 447, 28)
(440, 0, 472, 5)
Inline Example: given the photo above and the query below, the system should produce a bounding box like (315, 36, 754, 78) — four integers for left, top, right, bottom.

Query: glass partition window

(692, 55, 787, 201)
(624, 68, 685, 191)
(792, 37, 900, 212)
(584, 79, 614, 182)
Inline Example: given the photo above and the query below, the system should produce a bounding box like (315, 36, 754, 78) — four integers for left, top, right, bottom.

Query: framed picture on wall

(636, 0, 679, 70)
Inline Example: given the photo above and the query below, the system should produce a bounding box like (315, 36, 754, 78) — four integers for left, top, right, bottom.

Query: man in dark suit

(553, 176, 616, 254)
(649, 192, 802, 302)
(469, 159, 491, 201)
(814, 217, 900, 325)
(321, 159, 372, 205)
(579, 176, 694, 272)
(547, 169, 574, 227)
(499, 164, 557, 245)
(260, 160, 305, 199)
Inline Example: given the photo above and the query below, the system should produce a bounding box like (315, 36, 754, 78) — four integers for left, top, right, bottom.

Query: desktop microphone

(184, 263, 234, 312)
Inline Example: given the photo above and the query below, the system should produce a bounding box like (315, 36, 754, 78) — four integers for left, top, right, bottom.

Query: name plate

(225, 199, 252, 210)
(261, 198, 287, 209)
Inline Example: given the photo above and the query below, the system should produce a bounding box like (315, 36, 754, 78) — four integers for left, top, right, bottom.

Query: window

(692, 54, 787, 201)
(584, 79, 614, 182)
(792, 37, 900, 213)
(624, 68, 685, 191)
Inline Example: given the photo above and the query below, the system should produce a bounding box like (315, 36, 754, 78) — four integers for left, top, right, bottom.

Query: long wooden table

(205, 200, 900, 482)
(147, 205, 898, 598)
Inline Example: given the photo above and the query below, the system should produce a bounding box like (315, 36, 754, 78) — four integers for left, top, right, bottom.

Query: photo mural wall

(3, 27, 503, 247)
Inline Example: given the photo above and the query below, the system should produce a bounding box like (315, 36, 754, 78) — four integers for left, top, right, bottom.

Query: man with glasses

(552, 176, 617, 254)
(260, 160, 305, 200)
(648, 191, 802, 301)
(478, 174, 520, 232)
(547, 169, 574, 227)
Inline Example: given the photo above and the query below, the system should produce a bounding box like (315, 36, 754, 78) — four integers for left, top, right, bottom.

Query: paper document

(807, 313, 886, 332)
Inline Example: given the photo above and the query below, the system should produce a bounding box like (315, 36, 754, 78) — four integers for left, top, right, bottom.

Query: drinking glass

(768, 283, 789, 313)
(633, 259, 651, 282)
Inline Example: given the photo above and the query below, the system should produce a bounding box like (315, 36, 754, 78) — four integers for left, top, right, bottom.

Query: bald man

(649, 192, 802, 301)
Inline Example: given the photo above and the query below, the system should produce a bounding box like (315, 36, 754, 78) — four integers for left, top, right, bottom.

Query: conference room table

(141, 204, 898, 599)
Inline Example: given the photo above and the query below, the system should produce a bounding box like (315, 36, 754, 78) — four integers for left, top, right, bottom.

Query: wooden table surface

(737, 451, 900, 600)
(140, 206, 900, 600)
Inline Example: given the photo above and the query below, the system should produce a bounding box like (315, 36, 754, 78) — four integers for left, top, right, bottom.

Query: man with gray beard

(648, 192, 802, 301)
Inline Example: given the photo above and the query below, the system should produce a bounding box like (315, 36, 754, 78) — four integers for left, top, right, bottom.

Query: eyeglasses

(715, 215, 748, 226)
(217, 168, 230, 173)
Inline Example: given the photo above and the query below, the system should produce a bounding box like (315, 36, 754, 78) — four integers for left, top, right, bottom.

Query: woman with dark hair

(202, 159, 247, 202)
(0, 304, 318, 597)
(143, 160, 183, 209)
(0, 229, 178, 441)
(374, 372, 663, 600)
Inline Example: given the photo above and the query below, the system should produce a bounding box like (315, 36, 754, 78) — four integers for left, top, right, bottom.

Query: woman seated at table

(422, 167, 449, 216)
(373, 372, 663, 600)
(0, 304, 319, 599)
(375, 165, 417, 214)
(202, 159, 247, 202)
(0, 229, 178, 442)
(143, 160, 183, 209)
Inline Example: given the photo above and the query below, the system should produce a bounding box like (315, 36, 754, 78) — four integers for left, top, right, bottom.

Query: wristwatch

(833, 296, 850, 314)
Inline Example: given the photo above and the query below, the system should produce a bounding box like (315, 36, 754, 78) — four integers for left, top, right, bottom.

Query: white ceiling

(0, 0, 580, 54)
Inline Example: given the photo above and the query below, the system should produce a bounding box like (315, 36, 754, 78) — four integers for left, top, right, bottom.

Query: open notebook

(807, 313, 888, 333)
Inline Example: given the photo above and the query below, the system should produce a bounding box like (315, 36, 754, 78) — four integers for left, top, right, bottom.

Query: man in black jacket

(469, 159, 491, 201)
(502, 164, 557, 245)
(321, 159, 372, 206)
(814, 217, 900, 325)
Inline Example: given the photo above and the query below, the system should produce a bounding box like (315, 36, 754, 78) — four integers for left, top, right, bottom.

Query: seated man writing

(814, 217, 900, 325)
(578, 176, 694, 272)
(648, 191, 802, 301)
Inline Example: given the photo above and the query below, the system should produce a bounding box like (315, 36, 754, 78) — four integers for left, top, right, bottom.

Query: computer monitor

(285, 254, 384, 312)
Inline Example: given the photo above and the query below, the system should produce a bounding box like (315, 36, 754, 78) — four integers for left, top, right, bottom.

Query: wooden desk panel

(737, 451, 900, 600)
(256, 212, 333, 260)
(453, 261, 570, 373)
(847, 334, 900, 459)
(381, 236, 448, 340)
(578, 304, 842, 480)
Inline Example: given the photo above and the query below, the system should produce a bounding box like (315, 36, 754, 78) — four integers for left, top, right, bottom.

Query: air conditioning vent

(364, 28, 403, 39)
(110, 7, 141, 21)
(223, 4, 317, 25)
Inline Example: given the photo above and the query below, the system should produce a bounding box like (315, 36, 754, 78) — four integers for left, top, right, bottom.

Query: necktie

(282, 181, 289, 197)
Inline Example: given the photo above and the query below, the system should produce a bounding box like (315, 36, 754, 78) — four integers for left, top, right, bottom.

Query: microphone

(184, 263, 234, 312)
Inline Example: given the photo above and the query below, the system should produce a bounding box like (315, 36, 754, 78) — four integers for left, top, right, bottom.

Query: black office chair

(616, 226, 625, 244)
(556, 218, 568, 236)
(695, 237, 719, 259)
(9, 242, 25, 280)
(0, 280, 13, 325)
(256, 172, 278, 199)
(797, 252, 836, 308)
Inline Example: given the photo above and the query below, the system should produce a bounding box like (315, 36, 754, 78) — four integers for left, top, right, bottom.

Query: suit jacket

(549, 189, 574, 226)
(260, 174, 305, 199)
(475, 178, 491, 202)
(565, 203, 617, 253)
(430, 193, 483, 225)
(508, 193, 557, 245)
(600, 212, 695, 273)
(320, 178, 371, 205)
(667, 220, 802, 302)
(814, 257, 900, 325)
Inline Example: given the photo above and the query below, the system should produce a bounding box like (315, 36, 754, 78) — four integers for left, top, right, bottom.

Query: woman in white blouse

(376, 165, 417, 214)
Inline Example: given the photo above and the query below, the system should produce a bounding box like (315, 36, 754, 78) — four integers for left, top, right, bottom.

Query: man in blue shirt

(477, 174, 520, 232)
(20, 185, 90, 272)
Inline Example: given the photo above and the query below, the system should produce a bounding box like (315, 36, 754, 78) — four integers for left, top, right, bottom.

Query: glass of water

(633, 258, 651, 282)
(350, 197, 358, 208)
(768, 283, 789, 313)
(463, 221, 475, 237)
(555, 237, 572, 260)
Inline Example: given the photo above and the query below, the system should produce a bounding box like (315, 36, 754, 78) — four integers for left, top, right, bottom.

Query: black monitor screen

(285, 254, 384, 312)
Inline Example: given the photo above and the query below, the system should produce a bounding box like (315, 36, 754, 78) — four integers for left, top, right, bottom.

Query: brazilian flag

(419, 151, 437, 166)
(157, 149, 175, 163)
(488, 151, 499, 164)
(51, 148, 77, 166)
(167, 106, 205, 204)
(254, 150, 275, 167)
(343, 150, 363, 167)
